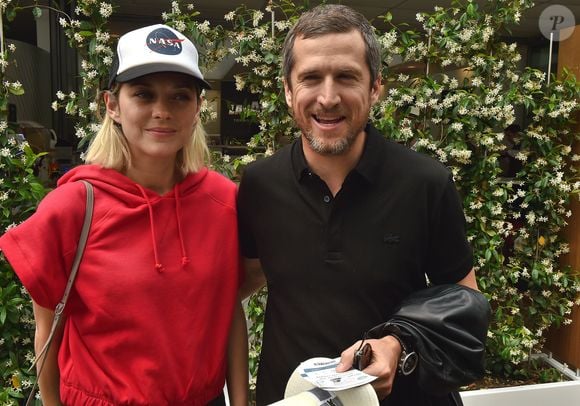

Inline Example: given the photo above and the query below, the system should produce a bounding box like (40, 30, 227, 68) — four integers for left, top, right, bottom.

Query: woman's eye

(174, 93, 192, 101)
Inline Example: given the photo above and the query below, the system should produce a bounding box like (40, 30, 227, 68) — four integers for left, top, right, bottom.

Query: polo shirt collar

(291, 122, 384, 184)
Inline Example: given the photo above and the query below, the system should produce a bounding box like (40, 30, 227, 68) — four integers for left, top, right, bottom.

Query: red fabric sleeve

(0, 182, 87, 309)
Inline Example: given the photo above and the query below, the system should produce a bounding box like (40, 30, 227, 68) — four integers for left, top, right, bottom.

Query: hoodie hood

(59, 164, 208, 271)
(58, 164, 208, 202)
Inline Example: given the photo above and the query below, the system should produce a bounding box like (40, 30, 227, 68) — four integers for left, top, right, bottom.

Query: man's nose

(317, 78, 340, 107)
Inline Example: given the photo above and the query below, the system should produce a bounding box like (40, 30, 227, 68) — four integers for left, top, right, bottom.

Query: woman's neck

(125, 162, 181, 195)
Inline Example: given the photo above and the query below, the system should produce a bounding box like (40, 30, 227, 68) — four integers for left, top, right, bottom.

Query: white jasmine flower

(224, 11, 235, 21)
(450, 122, 463, 132)
(171, 1, 180, 14)
(197, 20, 210, 34)
(74, 32, 84, 43)
(252, 10, 264, 27)
(99, 3, 113, 18)
(75, 127, 86, 138)
(241, 154, 256, 164)
(515, 151, 528, 162)
(96, 30, 110, 43)
(175, 21, 187, 32)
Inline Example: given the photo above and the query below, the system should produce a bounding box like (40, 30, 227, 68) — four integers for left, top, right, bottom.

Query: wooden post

(545, 25, 580, 371)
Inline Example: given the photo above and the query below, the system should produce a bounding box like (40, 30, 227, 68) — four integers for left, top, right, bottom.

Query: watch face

(401, 351, 418, 376)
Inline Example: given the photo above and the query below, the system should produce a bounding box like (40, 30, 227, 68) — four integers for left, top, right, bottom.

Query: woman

(0, 24, 247, 405)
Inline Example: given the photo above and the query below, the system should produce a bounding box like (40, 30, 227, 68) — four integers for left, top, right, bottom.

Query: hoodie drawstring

(136, 184, 189, 271)
(136, 184, 164, 272)
(173, 186, 190, 266)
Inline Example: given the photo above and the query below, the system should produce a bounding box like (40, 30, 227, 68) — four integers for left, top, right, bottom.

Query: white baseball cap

(107, 24, 210, 89)
(267, 367, 380, 405)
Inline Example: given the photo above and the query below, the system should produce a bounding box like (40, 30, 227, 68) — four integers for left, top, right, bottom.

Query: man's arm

(240, 258, 266, 300)
(336, 268, 480, 400)
(457, 268, 478, 290)
(32, 300, 63, 406)
(226, 296, 248, 406)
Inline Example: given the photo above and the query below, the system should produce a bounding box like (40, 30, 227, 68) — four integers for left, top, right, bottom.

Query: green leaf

(5, 7, 17, 21)
(79, 20, 94, 31)
(32, 6, 42, 19)
(8, 86, 24, 96)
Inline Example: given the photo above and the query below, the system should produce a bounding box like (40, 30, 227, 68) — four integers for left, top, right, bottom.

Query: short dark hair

(281, 4, 381, 88)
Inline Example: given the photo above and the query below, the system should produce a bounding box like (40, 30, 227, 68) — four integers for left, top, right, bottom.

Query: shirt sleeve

(237, 167, 259, 259)
(0, 182, 87, 309)
(426, 175, 473, 284)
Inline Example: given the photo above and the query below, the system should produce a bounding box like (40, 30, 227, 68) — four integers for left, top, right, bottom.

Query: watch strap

(379, 323, 418, 375)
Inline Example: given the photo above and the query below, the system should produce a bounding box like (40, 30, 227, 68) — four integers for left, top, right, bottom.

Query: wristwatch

(383, 324, 418, 376)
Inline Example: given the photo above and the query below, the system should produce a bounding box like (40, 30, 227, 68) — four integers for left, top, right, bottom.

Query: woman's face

(105, 72, 201, 169)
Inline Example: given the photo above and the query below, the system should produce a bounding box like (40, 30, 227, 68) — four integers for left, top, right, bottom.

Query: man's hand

(336, 336, 402, 400)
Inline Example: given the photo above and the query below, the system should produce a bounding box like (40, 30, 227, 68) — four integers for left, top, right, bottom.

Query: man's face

(284, 30, 381, 156)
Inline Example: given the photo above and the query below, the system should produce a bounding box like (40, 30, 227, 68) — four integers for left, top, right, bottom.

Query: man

(238, 4, 479, 405)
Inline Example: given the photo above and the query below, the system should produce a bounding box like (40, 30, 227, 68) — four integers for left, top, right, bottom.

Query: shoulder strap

(26, 180, 94, 405)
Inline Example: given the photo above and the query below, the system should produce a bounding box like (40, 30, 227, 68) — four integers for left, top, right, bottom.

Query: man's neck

(302, 132, 366, 196)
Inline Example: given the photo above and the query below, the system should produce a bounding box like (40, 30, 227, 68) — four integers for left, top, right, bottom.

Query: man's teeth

(315, 116, 342, 124)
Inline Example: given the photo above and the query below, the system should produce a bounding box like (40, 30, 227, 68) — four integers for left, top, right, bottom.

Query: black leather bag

(367, 284, 491, 396)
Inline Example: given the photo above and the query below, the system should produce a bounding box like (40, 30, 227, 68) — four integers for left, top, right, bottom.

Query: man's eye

(301, 76, 319, 84)
(339, 74, 356, 81)
(134, 91, 152, 99)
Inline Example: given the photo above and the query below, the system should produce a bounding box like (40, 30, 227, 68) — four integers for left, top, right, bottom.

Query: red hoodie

(0, 164, 242, 405)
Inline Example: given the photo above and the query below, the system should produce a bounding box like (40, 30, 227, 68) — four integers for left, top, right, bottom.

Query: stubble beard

(302, 125, 361, 156)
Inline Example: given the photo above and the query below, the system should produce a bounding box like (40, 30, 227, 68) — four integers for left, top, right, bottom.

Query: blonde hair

(85, 87, 209, 175)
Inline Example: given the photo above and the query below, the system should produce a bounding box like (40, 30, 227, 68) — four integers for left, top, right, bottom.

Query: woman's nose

(152, 99, 172, 120)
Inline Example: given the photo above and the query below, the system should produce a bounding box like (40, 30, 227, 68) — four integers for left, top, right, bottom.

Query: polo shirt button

(323, 195, 331, 203)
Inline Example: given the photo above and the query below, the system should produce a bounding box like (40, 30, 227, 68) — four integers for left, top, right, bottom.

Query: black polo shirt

(238, 124, 473, 406)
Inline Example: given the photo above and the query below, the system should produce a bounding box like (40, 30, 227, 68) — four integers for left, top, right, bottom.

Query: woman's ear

(192, 94, 203, 126)
(104, 91, 121, 123)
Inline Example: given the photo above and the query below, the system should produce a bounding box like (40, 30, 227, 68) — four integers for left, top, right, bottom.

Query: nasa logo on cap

(146, 27, 185, 55)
